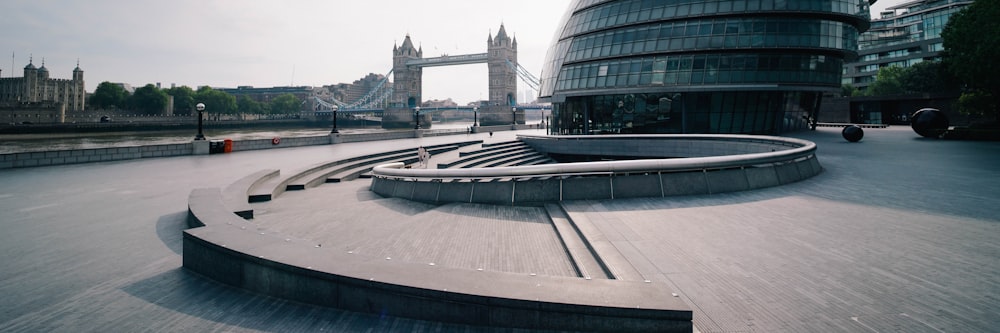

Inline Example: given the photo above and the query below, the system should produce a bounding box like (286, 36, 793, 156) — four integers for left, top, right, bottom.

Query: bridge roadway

(1, 127, 998, 332)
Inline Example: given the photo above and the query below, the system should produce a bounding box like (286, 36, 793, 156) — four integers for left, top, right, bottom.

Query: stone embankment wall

(1, 128, 470, 169)
(1, 144, 191, 169)
(1, 136, 330, 169)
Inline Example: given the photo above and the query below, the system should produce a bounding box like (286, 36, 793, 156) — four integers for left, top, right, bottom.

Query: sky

(2, 0, 907, 105)
(1, 0, 571, 105)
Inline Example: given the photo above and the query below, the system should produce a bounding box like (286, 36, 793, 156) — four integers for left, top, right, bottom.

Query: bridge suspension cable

(315, 69, 395, 111)
(506, 60, 541, 93)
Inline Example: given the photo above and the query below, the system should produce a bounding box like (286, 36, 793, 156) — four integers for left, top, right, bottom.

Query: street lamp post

(330, 106, 339, 134)
(511, 107, 516, 125)
(195, 103, 206, 140)
(671, 93, 685, 134)
(545, 114, 550, 135)
(414, 106, 421, 130)
(473, 106, 478, 127)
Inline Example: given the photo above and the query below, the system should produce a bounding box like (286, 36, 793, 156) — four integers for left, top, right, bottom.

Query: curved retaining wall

(184, 188, 692, 332)
(370, 134, 821, 205)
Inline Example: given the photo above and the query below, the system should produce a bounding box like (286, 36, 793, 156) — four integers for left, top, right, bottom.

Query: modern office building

(843, 0, 972, 91)
(539, 0, 872, 135)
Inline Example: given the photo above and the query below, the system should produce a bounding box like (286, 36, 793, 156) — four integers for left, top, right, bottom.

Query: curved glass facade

(540, 0, 871, 135)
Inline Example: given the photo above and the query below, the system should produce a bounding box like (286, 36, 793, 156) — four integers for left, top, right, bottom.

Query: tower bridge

(313, 24, 544, 129)
(404, 53, 488, 67)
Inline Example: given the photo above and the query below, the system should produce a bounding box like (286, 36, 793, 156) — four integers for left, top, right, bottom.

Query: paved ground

(1, 127, 997, 332)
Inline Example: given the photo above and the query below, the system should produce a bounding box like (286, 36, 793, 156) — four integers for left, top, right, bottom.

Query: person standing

(417, 147, 426, 168)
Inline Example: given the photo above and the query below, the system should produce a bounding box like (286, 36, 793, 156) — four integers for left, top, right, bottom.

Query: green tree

(942, 0, 1000, 119)
(128, 84, 169, 114)
(957, 91, 997, 118)
(89, 81, 129, 110)
(841, 84, 857, 97)
(194, 86, 237, 115)
(900, 61, 959, 95)
(269, 93, 302, 114)
(865, 66, 907, 96)
(165, 86, 196, 115)
(237, 95, 266, 114)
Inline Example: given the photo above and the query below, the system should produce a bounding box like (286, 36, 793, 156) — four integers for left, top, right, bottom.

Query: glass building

(843, 0, 972, 91)
(539, 0, 872, 135)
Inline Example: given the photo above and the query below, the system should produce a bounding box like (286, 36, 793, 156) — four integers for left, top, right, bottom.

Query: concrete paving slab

(1, 127, 997, 332)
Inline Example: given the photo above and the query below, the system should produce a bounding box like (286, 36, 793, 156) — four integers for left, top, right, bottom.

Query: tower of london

(0, 58, 86, 111)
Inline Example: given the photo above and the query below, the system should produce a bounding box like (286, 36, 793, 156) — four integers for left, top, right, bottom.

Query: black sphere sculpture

(911, 108, 949, 138)
(842, 125, 864, 142)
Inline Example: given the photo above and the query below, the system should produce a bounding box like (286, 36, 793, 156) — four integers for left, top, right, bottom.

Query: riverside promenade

(0, 127, 998, 332)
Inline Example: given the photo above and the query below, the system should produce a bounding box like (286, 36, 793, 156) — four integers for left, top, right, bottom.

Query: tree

(237, 95, 266, 114)
(957, 91, 997, 119)
(864, 66, 907, 96)
(942, 0, 1000, 119)
(129, 84, 169, 114)
(89, 81, 129, 110)
(900, 61, 959, 95)
(194, 86, 237, 115)
(165, 86, 196, 115)
(841, 84, 857, 97)
(269, 93, 302, 114)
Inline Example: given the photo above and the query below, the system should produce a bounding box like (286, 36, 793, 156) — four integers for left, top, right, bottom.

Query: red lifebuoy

(272, 137, 281, 145)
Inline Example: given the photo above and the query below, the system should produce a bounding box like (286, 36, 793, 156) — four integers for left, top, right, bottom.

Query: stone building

(0, 58, 86, 112)
(321, 73, 390, 107)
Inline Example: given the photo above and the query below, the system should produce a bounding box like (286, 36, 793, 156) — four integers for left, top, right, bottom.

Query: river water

(0, 121, 478, 154)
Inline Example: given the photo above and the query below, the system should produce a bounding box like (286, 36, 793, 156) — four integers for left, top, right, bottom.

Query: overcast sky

(1, 0, 570, 105)
(3, 0, 906, 105)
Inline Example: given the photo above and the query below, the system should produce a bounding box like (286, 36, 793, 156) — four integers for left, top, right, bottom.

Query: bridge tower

(488, 24, 517, 107)
(392, 34, 423, 108)
(486, 24, 519, 125)
(384, 34, 429, 129)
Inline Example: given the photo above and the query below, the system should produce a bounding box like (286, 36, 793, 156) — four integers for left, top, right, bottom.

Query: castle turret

(38, 59, 50, 80)
(73, 61, 84, 82)
(23, 58, 38, 102)
(72, 61, 85, 111)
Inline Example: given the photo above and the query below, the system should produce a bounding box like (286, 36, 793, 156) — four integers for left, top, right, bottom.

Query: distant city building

(218, 86, 315, 111)
(321, 73, 391, 106)
(113, 82, 136, 94)
(843, 0, 972, 90)
(0, 58, 86, 111)
(421, 98, 458, 108)
(540, 0, 872, 135)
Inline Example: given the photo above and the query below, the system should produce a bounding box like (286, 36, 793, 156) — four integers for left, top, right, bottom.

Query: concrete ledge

(192, 139, 210, 155)
(184, 188, 692, 332)
(371, 135, 822, 204)
(815, 122, 888, 128)
(247, 142, 476, 201)
(223, 169, 279, 219)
